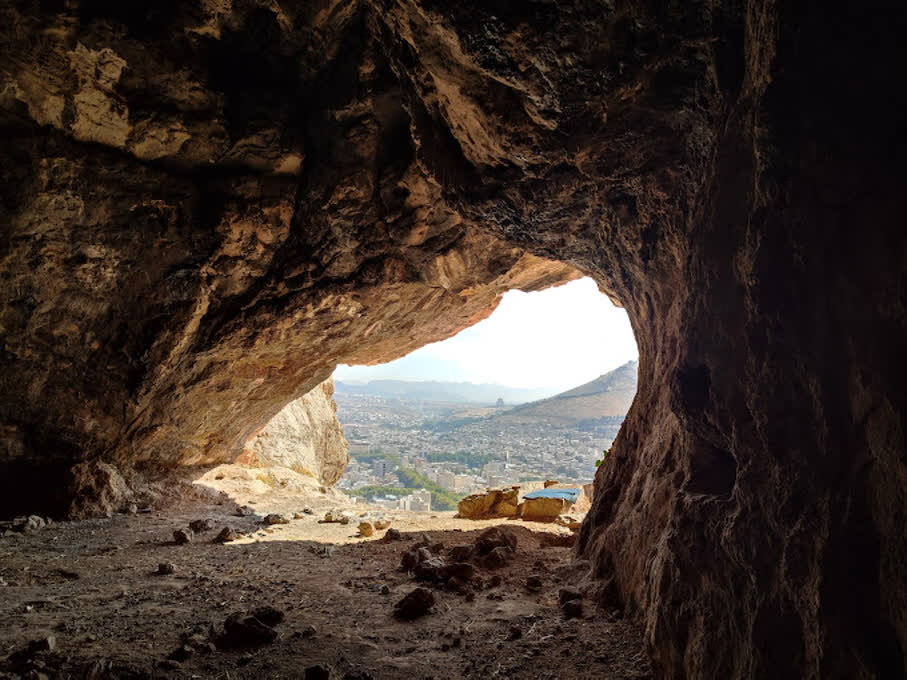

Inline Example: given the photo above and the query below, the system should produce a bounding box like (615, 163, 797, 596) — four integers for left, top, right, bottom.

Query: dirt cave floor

(0, 479, 651, 679)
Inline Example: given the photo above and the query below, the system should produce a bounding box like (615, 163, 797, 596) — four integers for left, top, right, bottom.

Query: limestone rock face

(241, 379, 349, 487)
(0, 2, 904, 679)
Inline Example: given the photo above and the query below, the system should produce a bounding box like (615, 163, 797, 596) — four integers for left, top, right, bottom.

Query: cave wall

(1, 0, 904, 678)
(242, 377, 350, 486)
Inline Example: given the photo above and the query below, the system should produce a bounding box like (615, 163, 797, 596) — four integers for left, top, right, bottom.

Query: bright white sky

(334, 277, 638, 391)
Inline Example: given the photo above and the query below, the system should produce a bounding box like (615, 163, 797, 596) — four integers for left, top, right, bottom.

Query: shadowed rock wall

(0, 1, 904, 677)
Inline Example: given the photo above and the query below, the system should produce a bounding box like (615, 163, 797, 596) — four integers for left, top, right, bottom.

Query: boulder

(519, 496, 571, 522)
(359, 521, 374, 537)
(457, 487, 519, 519)
(457, 490, 502, 519)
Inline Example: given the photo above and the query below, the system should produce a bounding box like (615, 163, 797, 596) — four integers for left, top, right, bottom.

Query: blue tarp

(523, 488, 581, 503)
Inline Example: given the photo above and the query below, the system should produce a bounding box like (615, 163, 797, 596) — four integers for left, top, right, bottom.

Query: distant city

(333, 361, 638, 511)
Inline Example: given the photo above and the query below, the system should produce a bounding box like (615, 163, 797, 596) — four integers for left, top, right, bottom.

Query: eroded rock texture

(241, 377, 349, 486)
(0, 1, 904, 678)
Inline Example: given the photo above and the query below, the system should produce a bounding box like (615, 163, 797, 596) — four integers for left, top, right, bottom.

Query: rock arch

(0, 1, 904, 678)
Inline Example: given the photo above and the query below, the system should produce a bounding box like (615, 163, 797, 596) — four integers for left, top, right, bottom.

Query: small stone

(29, 635, 56, 653)
(167, 645, 194, 662)
(383, 528, 402, 541)
(393, 587, 435, 620)
(380, 584, 390, 595)
(507, 624, 522, 641)
(189, 519, 215, 533)
(373, 519, 391, 530)
(558, 587, 582, 605)
(304, 664, 332, 680)
(264, 513, 290, 525)
(562, 599, 583, 619)
(358, 521, 374, 537)
(303, 508, 314, 515)
(23, 515, 46, 533)
(250, 605, 285, 627)
(447, 545, 474, 561)
(299, 625, 317, 638)
(293, 512, 304, 519)
(127, 503, 139, 515)
(215, 526, 239, 543)
(525, 575, 543, 592)
(222, 612, 279, 648)
(235, 506, 253, 517)
(173, 528, 193, 544)
(157, 562, 176, 575)
(481, 545, 514, 569)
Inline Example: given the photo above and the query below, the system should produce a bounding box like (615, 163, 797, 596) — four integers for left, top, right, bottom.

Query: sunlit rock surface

(241, 378, 349, 486)
(0, 1, 904, 678)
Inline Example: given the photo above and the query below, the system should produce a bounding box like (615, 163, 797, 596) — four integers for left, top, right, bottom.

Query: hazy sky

(334, 277, 638, 391)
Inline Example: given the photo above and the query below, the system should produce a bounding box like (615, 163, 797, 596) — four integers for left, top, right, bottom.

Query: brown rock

(222, 612, 279, 648)
(358, 521, 374, 537)
(214, 527, 240, 543)
(393, 588, 435, 621)
(189, 519, 215, 533)
(474, 528, 517, 555)
(173, 529, 193, 545)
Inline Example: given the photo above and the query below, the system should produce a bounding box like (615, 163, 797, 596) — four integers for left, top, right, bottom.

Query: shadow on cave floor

(0, 496, 650, 679)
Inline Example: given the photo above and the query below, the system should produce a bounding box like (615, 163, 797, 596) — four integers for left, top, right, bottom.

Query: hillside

(333, 379, 555, 405)
(497, 360, 638, 425)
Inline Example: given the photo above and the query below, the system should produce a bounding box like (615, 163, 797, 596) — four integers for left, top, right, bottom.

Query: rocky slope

(501, 360, 638, 425)
(242, 378, 349, 486)
(0, 1, 904, 679)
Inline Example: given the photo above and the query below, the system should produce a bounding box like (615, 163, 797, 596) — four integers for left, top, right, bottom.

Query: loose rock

(304, 664, 333, 680)
(264, 513, 290, 525)
(189, 519, 215, 533)
(393, 587, 435, 620)
(358, 521, 374, 537)
(222, 611, 280, 648)
(214, 526, 240, 543)
(173, 528, 193, 545)
(157, 562, 176, 575)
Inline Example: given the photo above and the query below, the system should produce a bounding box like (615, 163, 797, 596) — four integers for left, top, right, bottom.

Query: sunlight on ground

(194, 463, 578, 547)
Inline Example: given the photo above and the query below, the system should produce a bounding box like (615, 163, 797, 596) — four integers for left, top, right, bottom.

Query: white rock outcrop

(242, 379, 349, 486)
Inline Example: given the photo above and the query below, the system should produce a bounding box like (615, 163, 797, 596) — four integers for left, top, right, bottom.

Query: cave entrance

(193, 274, 637, 543)
(332, 276, 638, 517)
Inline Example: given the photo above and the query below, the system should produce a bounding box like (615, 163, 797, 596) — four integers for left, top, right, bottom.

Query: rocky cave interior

(1, 1, 905, 679)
